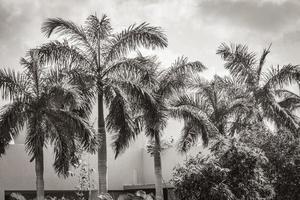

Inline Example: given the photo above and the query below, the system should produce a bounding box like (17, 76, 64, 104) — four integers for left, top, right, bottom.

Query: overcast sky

(1, 0, 300, 73)
(1, 0, 300, 141)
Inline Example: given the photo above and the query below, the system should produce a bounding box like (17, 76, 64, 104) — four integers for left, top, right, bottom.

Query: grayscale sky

(0, 0, 300, 140)
(1, 0, 300, 74)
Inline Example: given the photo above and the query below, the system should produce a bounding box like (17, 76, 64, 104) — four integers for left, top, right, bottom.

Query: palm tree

(216, 43, 300, 134)
(0, 50, 96, 200)
(168, 75, 252, 151)
(39, 14, 168, 195)
(111, 56, 205, 200)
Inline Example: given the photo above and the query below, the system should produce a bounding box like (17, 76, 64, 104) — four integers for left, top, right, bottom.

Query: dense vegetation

(170, 43, 300, 200)
(172, 136, 274, 200)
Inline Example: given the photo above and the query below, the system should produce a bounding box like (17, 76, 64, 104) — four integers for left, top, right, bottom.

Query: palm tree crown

(0, 50, 96, 175)
(217, 43, 300, 134)
(169, 75, 252, 152)
(110, 56, 206, 200)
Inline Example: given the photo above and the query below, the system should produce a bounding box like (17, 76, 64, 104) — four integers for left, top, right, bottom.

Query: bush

(241, 128, 300, 200)
(172, 137, 274, 200)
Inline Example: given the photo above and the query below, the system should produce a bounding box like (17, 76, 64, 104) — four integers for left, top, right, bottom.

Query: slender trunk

(88, 190, 92, 200)
(98, 93, 107, 194)
(35, 148, 44, 200)
(154, 135, 164, 200)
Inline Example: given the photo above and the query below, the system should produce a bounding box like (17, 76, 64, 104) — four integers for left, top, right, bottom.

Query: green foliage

(172, 137, 274, 200)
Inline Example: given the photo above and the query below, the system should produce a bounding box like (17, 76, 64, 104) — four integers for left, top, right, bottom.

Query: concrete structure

(0, 129, 201, 200)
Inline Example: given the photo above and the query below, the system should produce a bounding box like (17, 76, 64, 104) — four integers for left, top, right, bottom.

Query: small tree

(172, 137, 274, 200)
(75, 159, 96, 200)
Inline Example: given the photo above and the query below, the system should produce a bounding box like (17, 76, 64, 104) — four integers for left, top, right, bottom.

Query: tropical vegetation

(111, 56, 205, 200)
(0, 12, 300, 200)
(0, 50, 97, 200)
(36, 14, 167, 197)
(172, 136, 274, 200)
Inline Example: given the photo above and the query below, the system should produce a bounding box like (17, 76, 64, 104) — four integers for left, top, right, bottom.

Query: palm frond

(103, 54, 158, 87)
(0, 101, 27, 156)
(217, 43, 257, 85)
(35, 40, 92, 68)
(143, 101, 167, 139)
(42, 18, 96, 59)
(177, 120, 203, 153)
(107, 76, 157, 108)
(20, 50, 45, 97)
(25, 115, 45, 160)
(52, 132, 78, 177)
(262, 64, 300, 89)
(257, 44, 271, 82)
(168, 56, 206, 75)
(276, 89, 300, 111)
(169, 102, 219, 152)
(45, 77, 84, 110)
(214, 75, 246, 98)
(107, 90, 138, 158)
(45, 109, 97, 154)
(278, 98, 300, 111)
(85, 14, 112, 42)
(104, 22, 167, 62)
(44, 108, 96, 177)
(260, 89, 299, 133)
(0, 69, 29, 100)
(158, 57, 206, 97)
(107, 75, 163, 141)
(44, 115, 79, 177)
(42, 18, 88, 44)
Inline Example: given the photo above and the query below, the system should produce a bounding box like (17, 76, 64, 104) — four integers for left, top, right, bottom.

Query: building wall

(0, 115, 207, 200)
(0, 133, 203, 200)
(0, 134, 146, 200)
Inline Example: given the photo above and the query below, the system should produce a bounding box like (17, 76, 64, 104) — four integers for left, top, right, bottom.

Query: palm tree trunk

(154, 135, 164, 200)
(98, 93, 107, 194)
(35, 148, 44, 200)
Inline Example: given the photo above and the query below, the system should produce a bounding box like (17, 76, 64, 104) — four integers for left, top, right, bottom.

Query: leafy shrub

(172, 137, 274, 200)
(10, 193, 26, 200)
(117, 191, 154, 200)
(241, 128, 300, 200)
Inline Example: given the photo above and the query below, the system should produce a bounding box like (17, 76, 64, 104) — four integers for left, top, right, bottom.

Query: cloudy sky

(1, 0, 300, 74)
(1, 0, 300, 141)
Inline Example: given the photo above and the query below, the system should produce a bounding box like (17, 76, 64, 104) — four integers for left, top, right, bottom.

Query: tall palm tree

(111, 56, 206, 200)
(0, 50, 96, 200)
(216, 43, 300, 134)
(39, 14, 168, 195)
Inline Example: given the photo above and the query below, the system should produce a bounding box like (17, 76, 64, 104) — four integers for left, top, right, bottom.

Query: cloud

(280, 29, 300, 44)
(198, 0, 300, 33)
(0, 0, 300, 72)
